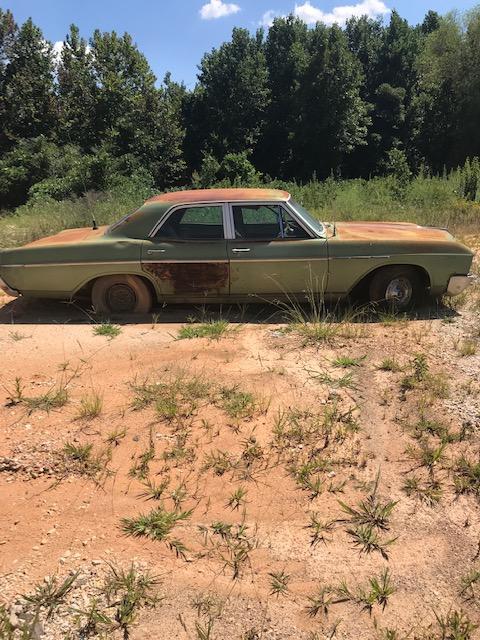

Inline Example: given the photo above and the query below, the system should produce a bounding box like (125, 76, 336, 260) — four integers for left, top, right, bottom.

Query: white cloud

(259, 9, 283, 27)
(293, 0, 390, 26)
(51, 39, 91, 64)
(52, 40, 64, 61)
(200, 0, 240, 20)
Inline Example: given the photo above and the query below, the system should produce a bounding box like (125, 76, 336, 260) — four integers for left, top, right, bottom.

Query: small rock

(8, 612, 19, 628)
(31, 620, 45, 639)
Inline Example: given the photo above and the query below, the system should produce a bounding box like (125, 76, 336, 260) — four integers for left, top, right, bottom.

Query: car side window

(154, 206, 224, 240)
(232, 205, 310, 240)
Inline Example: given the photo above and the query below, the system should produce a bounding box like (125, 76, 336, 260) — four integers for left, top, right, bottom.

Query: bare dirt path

(0, 287, 479, 639)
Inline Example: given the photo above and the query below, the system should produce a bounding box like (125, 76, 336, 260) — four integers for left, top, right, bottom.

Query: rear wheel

(92, 275, 152, 315)
(369, 266, 423, 310)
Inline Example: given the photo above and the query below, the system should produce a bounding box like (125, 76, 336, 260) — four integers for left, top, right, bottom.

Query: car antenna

(66, 131, 99, 231)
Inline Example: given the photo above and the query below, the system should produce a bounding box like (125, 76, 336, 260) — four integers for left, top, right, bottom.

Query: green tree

(192, 27, 269, 161)
(344, 16, 383, 175)
(90, 29, 158, 158)
(414, 14, 460, 171)
(1, 18, 55, 149)
(153, 73, 187, 187)
(458, 8, 480, 164)
(297, 24, 369, 178)
(89, 30, 185, 188)
(259, 15, 310, 178)
(421, 10, 441, 34)
(0, 137, 89, 207)
(57, 24, 97, 149)
(373, 11, 421, 172)
(0, 9, 16, 85)
(0, 9, 16, 150)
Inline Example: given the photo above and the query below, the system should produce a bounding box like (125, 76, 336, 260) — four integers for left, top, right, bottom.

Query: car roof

(144, 188, 291, 205)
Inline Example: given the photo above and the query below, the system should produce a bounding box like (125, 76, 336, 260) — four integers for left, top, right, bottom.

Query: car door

(227, 202, 329, 297)
(141, 203, 229, 299)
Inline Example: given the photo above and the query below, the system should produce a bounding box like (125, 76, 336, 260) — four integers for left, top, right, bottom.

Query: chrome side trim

(230, 257, 329, 263)
(331, 253, 471, 259)
(142, 259, 229, 264)
(1, 261, 139, 268)
(332, 255, 391, 260)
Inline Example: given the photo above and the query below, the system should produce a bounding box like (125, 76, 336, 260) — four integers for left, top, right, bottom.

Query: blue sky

(4, 0, 479, 87)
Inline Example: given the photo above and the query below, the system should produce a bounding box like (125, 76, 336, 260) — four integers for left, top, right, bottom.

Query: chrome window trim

(224, 201, 318, 241)
(148, 202, 229, 240)
(287, 199, 326, 238)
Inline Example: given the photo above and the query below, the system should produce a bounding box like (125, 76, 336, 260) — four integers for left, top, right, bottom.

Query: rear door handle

(147, 249, 166, 254)
(231, 248, 250, 253)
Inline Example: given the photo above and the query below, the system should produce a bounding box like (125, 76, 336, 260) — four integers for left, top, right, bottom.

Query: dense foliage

(0, 6, 480, 210)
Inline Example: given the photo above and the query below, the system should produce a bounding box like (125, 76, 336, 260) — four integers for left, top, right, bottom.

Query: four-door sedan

(0, 188, 474, 314)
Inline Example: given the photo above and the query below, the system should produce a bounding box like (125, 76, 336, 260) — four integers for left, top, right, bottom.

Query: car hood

(333, 221, 453, 242)
(23, 226, 108, 248)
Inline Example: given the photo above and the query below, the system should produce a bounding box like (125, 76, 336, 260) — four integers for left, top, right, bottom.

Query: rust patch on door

(143, 262, 228, 294)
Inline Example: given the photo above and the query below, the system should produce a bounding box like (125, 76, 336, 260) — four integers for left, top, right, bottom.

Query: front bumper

(0, 277, 20, 297)
(446, 274, 475, 296)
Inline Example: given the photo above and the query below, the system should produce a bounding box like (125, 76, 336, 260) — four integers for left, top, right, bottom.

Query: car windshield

(289, 199, 325, 237)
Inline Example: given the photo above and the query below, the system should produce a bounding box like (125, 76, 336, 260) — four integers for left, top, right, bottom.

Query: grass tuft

(121, 507, 192, 557)
(77, 391, 103, 420)
(377, 358, 402, 372)
(177, 320, 230, 340)
(93, 323, 122, 339)
(23, 572, 78, 620)
(269, 570, 290, 597)
(332, 355, 365, 368)
(219, 385, 256, 420)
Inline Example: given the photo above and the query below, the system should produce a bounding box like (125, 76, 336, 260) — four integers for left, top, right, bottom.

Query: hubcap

(106, 284, 137, 313)
(385, 277, 412, 306)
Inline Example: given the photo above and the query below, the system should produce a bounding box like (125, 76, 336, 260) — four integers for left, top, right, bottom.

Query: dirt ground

(0, 253, 479, 639)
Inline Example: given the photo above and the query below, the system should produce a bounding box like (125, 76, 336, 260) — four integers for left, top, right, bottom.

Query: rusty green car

(0, 188, 474, 314)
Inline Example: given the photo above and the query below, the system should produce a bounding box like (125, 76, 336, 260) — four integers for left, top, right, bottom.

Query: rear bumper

(445, 274, 475, 296)
(0, 277, 20, 297)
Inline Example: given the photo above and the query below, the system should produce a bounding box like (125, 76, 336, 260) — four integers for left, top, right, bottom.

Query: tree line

(0, 6, 479, 209)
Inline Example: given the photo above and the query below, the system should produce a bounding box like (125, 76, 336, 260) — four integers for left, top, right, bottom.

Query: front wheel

(92, 275, 152, 315)
(369, 267, 424, 311)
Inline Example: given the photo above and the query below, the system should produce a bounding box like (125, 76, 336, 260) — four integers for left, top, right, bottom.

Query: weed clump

(121, 506, 192, 558)
(177, 320, 230, 340)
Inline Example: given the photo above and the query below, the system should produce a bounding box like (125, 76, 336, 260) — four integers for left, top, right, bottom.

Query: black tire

(369, 266, 423, 310)
(92, 275, 152, 315)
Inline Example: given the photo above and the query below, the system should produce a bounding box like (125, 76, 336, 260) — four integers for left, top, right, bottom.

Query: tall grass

(1, 173, 479, 249)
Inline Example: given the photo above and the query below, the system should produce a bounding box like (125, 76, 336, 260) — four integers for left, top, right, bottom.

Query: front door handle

(147, 249, 166, 254)
(231, 248, 250, 253)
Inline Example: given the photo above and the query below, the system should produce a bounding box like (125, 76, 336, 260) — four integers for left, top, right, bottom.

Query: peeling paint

(24, 226, 108, 248)
(334, 222, 452, 242)
(143, 262, 229, 294)
(145, 188, 290, 205)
